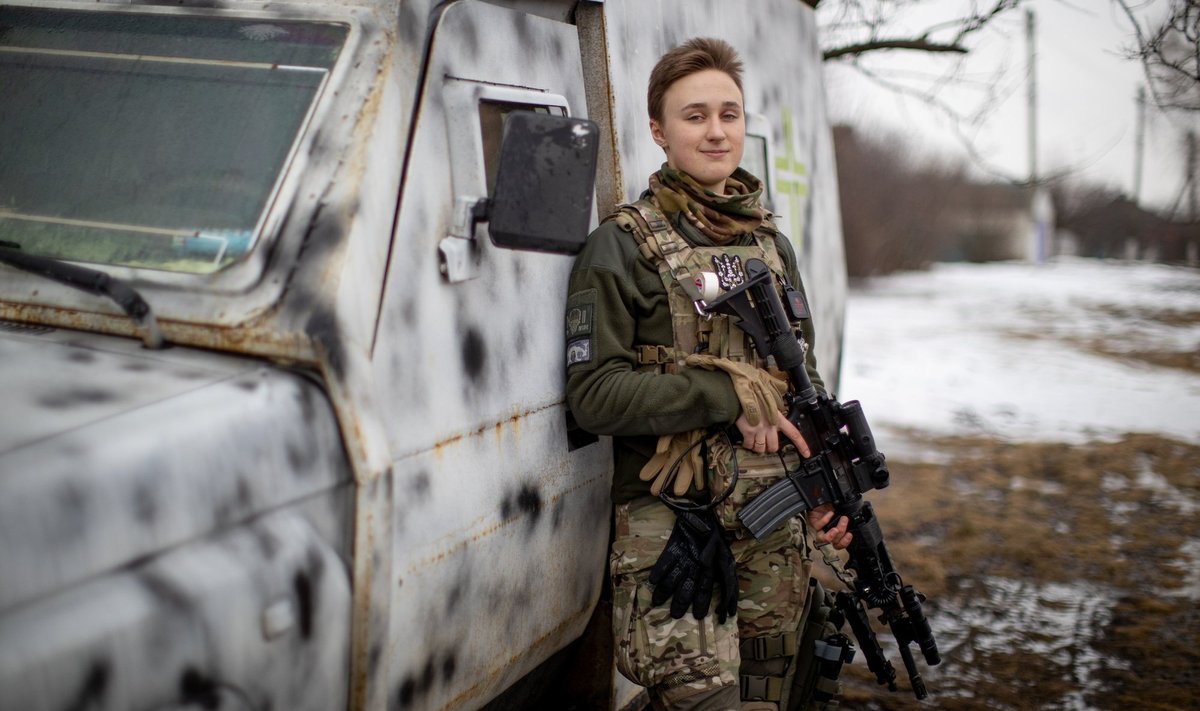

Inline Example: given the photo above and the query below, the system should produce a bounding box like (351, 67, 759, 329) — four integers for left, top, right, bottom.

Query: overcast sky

(821, 0, 1199, 216)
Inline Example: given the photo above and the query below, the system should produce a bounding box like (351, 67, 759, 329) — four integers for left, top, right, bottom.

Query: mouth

(701, 149, 729, 158)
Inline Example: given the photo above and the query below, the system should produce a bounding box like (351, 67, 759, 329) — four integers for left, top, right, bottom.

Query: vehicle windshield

(0, 8, 348, 274)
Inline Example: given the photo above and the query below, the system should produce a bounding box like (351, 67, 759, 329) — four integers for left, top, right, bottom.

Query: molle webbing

(739, 631, 799, 702)
(608, 201, 787, 365)
(742, 632, 798, 662)
(635, 344, 682, 373)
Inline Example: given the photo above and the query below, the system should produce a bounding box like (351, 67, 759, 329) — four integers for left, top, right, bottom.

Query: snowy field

(839, 258, 1200, 450)
(833, 258, 1200, 711)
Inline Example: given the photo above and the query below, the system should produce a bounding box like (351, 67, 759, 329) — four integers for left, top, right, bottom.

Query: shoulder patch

(565, 287, 597, 371)
(566, 337, 593, 367)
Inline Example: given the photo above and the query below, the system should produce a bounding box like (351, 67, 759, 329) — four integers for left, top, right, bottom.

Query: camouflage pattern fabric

(611, 497, 814, 707)
(706, 435, 801, 534)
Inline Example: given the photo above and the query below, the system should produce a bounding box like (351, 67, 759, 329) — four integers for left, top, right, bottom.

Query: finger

(692, 573, 714, 619)
(776, 415, 811, 457)
(820, 516, 850, 544)
(670, 575, 696, 619)
(834, 531, 853, 551)
(807, 505, 835, 531)
(764, 427, 781, 453)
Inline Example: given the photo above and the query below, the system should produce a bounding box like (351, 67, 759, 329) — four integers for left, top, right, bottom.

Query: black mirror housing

(488, 112, 598, 255)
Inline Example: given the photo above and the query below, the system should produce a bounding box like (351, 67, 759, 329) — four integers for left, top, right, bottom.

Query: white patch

(566, 337, 592, 366)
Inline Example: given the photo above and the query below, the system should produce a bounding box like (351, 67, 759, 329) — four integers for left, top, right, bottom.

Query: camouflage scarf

(648, 165, 765, 246)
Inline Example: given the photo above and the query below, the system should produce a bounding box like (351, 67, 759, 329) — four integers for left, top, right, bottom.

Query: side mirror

(487, 112, 598, 255)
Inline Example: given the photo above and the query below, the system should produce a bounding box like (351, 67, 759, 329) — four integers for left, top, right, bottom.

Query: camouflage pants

(610, 496, 814, 709)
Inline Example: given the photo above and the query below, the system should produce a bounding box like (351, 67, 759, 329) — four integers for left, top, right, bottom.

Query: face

(650, 69, 745, 194)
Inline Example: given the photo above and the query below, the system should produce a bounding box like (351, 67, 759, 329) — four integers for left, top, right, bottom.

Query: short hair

(647, 37, 744, 124)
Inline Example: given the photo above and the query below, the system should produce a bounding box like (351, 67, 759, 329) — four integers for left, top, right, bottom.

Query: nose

(705, 116, 726, 142)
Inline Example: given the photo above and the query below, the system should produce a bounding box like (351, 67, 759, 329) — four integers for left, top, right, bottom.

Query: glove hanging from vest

(640, 430, 706, 496)
(649, 509, 739, 623)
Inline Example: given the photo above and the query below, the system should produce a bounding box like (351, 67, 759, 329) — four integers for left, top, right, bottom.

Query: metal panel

(369, 2, 612, 709)
(0, 506, 352, 711)
(0, 328, 352, 612)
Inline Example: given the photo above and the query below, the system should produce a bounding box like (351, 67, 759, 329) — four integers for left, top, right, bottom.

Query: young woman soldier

(565, 38, 852, 711)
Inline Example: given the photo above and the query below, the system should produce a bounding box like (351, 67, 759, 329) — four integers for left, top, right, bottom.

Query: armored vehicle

(0, 0, 847, 708)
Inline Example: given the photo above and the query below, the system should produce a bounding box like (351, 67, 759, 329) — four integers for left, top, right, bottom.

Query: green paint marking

(772, 107, 809, 248)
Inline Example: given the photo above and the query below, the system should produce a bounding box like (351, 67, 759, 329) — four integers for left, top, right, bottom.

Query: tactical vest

(607, 200, 796, 529)
(606, 200, 787, 371)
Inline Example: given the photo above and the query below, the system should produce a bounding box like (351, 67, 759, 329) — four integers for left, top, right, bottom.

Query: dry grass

(825, 433, 1200, 710)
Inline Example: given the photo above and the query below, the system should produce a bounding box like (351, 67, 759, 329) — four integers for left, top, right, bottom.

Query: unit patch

(565, 288, 597, 370)
(566, 303, 593, 338)
(566, 337, 592, 367)
(711, 254, 746, 290)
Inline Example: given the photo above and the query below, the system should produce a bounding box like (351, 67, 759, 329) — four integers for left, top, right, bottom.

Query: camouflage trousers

(610, 496, 814, 709)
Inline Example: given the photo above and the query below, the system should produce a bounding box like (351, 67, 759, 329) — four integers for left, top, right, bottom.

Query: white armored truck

(0, 1, 847, 709)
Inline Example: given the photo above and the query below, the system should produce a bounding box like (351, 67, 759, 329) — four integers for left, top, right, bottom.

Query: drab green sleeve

(564, 222, 741, 437)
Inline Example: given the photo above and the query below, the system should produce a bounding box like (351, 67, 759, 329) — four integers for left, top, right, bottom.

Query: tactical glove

(649, 510, 738, 622)
(639, 430, 706, 496)
(683, 354, 788, 427)
(710, 524, 739, 623)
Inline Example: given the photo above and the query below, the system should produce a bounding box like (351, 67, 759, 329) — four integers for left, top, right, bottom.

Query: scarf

(648, 165, 765, 246)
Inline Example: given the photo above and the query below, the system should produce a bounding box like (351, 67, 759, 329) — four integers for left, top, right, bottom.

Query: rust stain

(421, 400, 557, 458)
(0, 303, 318, 363)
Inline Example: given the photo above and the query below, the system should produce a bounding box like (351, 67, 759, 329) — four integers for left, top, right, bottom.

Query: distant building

(936, 183, 1056, 262)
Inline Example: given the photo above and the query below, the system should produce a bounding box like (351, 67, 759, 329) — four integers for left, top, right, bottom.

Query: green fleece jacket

(564, 211, 825, 504)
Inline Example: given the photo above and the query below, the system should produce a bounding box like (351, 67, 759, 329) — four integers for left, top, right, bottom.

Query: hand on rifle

(735, 409, 810, 456)
(737, 410, 853, 551)
(809, 505, 852, 550)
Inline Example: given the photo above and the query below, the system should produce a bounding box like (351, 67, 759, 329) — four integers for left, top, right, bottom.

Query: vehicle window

(0, 7, 348, 274)
(478, 101, 557, 196)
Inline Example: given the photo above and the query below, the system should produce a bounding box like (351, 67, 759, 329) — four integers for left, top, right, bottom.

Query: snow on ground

(839, 258, 1200, 450)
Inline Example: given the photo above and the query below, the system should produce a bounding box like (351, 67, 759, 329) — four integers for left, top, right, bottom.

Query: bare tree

(815, 1, 1030, 180)
(817, 0, 1023, 61)
(1116, 0, 1200, 113)
(833, 124, 968, 275)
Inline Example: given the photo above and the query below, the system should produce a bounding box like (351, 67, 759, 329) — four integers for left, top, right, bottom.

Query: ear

(650, 119, 667, 150)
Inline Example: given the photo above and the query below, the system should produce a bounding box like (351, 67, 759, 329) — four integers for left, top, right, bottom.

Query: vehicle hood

(0, 323, 351, 614)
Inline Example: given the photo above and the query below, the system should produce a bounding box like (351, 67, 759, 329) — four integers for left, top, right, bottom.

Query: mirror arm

(438, 196, 491, 283)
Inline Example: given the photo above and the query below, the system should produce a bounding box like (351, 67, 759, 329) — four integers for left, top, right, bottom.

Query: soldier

(565, 38, 853, 711)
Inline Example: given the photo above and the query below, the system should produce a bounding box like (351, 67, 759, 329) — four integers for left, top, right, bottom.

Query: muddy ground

(829, 432, 1200, 711)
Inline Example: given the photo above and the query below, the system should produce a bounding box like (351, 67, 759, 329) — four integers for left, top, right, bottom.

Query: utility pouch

(706, 434, 793, 535)
(787, 578, 854, 711)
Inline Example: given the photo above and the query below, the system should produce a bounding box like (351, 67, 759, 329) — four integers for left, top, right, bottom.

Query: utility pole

(1168, 130, 1197, 222)
(1188, 131, 1197, 222)
(1025, 8, 1038, 184)
(1133, 86, 1145, 205)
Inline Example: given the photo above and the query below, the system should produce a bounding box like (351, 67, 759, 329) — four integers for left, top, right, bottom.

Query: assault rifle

(702, 258, 941, 699)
